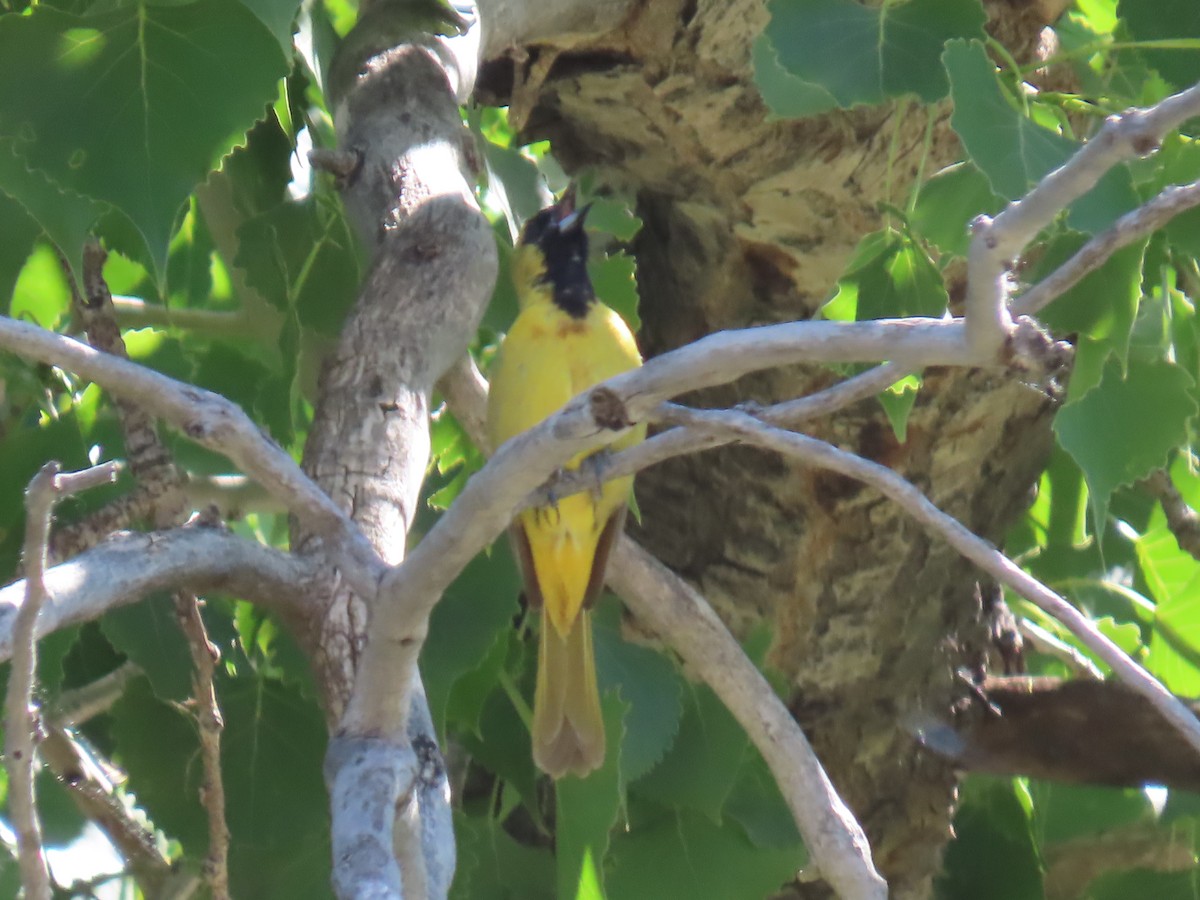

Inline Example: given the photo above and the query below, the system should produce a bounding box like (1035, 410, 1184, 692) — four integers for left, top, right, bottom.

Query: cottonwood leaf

(0, 0, 287, 276)
(606, 808, 804, 900)
(1054, 356, 1196, 528)
(764, 0, 985, 108)
(945, 39, 1137, 233)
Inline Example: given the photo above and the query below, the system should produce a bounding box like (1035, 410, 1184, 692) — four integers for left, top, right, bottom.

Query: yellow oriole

(486, 191, 644, 779)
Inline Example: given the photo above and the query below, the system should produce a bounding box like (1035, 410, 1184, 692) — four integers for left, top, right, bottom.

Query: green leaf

(453, 812, 555, 900)
(593, 608, 684, 784)
(1028, 781, 1151, 844)
(555, 693, 626, 900)
(0, 137, 111, 278)
(590, 253, 641, 334)
(234, 198, 361, 335)
(1032, 232, 1146, 367)
(825, 229, 947, 322)
(110, 677, 208, 851)
(1120, 0, 1200, 89)
(634, 679, 748, 820)
(607, 808, 803, 900)
(723, 750, 804, 852)
(751, 33, 838, 120)
(0, 0, 288, 275)
(101, 596, 194, 702)
(461, 683, 540, 815)
(944, 40, 1137, 233)
(764, 0, 986, 108)
(6, 241, 71, 327)
(0, 192, 40, 306)
(422, 547, 522, 735)
(238, 0, 303, 55)
(936, 776, 1043, 900)
(220, 678, 331, 899)
(1054, 356, 1196, 526)
(877, 374, 920, 443)
(1138, 523, 1200, 694)
(909, 162, 1003, 258)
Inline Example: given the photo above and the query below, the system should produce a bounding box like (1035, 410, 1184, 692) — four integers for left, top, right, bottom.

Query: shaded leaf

(0, 0, 287, 273)
(607, 807, 803, 900)
(765, 0, 985, 108)
(945, 39, 1137, 233)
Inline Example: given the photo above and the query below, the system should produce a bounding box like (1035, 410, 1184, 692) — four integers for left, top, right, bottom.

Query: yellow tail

(533, 608, 604, 779)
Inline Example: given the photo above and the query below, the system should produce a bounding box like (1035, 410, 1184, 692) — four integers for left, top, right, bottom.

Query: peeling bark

(491, 1, 1065, 895)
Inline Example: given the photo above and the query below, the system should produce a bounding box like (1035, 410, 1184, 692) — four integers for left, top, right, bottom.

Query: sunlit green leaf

(1054, 356, 1196, 525)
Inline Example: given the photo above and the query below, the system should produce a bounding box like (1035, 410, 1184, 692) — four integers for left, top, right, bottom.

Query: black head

(519, 192, 594, 318)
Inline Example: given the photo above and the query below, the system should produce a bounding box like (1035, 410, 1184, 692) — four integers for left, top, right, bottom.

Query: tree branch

(435, 355, 885, 899)
(1140, 468, 1200, 562)
(0, 526, 314, 661)
(966, 82, 1200, 354)
(1014, 180, 1200, 317)
(654, 405, 1200, 759)
(0, 314, 386, 597)
(38, 723, 173, 896)
(5, 460, 121, 900)
(607, 539, 886, 899)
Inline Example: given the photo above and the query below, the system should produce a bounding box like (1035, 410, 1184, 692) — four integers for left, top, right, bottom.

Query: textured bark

(488, 1, 1063, 896)
(296, 40, 496, 719)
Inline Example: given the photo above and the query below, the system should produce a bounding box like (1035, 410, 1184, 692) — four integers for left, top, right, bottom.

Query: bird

(486, 189, 645, 779)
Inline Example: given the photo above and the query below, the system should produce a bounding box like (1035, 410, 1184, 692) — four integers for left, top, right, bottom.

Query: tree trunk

(488, 0, 1063, 894)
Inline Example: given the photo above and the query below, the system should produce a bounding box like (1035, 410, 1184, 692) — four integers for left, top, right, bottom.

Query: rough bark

(486, 1, 1063, 895)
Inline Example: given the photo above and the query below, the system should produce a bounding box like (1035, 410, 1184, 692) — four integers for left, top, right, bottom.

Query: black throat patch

(533, 216, 595, 319)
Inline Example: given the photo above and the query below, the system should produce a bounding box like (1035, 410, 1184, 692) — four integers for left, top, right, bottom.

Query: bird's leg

(580, 449, 614, 503)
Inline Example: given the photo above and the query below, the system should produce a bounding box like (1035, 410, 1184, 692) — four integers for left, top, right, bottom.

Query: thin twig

(175, 593, 230, 900)
(78, 246, 232, 897)
(659, 405, 1200, 758)
(1018, 619, 1104, 679)
(5, 460, 122, 900)
(38, 724, 172, 894)
(51, 661, 142, 727)
(1140, 469, 1200, 562)
(1014, 181, 1200, 318)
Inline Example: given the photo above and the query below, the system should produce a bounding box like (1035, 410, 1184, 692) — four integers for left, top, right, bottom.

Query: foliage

(0, 0, 1198, 896)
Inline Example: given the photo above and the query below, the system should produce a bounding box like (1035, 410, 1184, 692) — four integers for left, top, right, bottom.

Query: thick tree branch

(0, 526, 314, 660)
(311, 8, 494, 899)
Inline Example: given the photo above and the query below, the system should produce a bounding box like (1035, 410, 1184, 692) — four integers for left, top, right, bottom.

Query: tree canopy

(2, 0, 1200, 898)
